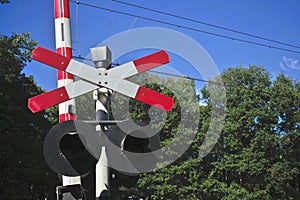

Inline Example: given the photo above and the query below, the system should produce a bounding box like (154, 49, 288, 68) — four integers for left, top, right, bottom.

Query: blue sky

(1, 0, 300, 92)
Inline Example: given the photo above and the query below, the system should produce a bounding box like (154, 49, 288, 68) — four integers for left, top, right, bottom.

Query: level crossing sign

(28, 46, 174, 113)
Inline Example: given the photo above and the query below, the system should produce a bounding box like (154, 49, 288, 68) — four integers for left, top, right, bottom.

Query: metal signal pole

(54, 0, 82, 197)
(90, 46, 112, 200)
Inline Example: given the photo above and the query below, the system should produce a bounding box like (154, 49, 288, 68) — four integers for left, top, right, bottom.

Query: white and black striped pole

(90, 46, 112, 200)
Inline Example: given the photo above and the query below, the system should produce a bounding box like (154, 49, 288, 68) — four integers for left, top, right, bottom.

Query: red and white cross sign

(28, 46, 174, 113)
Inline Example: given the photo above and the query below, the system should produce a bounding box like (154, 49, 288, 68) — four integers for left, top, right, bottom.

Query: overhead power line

(112, 0, 300, 50)
(72, 55, 222, 84)
(70, 1, 300, 55)
(73, 55, 92, 61)
(109, 61, 210, 83)
(149, 70, 223, 85)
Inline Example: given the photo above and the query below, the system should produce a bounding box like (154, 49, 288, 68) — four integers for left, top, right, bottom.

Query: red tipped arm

(28, 87, 70, 113)
(28, 46, 174, 112)
(133, 50, 169, 73)
(32, 46, 71, 71)
(135, 86, 174, 112)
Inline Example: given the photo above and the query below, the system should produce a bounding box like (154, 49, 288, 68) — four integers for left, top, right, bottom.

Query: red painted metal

(32, 46, 71, 71)
(29, 46, 174, 112)
(54, 0, 70, 19)
(28, 87, 70, 113)
(133, 50, 169, 73)
(135, 86, 173, 112)
(54, 0, 75, 122)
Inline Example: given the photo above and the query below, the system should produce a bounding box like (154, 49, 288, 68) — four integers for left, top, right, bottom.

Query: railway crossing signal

(28, 46, 174, 199)
(28, 46, 173, 113)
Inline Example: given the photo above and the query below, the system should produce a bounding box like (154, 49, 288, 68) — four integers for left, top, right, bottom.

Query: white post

(90, 46, 112, 199)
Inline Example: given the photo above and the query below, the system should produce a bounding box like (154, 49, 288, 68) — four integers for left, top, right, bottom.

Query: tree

(131, 66, 299, 199)
(108, 72, 200, 199)
(0, 33, 58, 199)
(200, 66, 299, 200)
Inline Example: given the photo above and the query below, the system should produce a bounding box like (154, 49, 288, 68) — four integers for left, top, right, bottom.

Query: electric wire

(72, 55, 226, 85)
(73, 55, 92, 61)
(149, 70, 223, 85)
(70, 1, 300, 54)
(112, 0, 300, 50)
(109, 62, 218, 84)
(72, 0, 82, 57)
(70, 1, 299, 91)
(73, 55, 300, 97)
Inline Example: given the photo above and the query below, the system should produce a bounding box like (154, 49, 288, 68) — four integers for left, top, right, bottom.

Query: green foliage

(45, 105, 59, 124)
(4, 34, 296, 199)
(75, 91, 95, 120)
(0, 33, 58, 199)
(129, 66, 300, 200)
